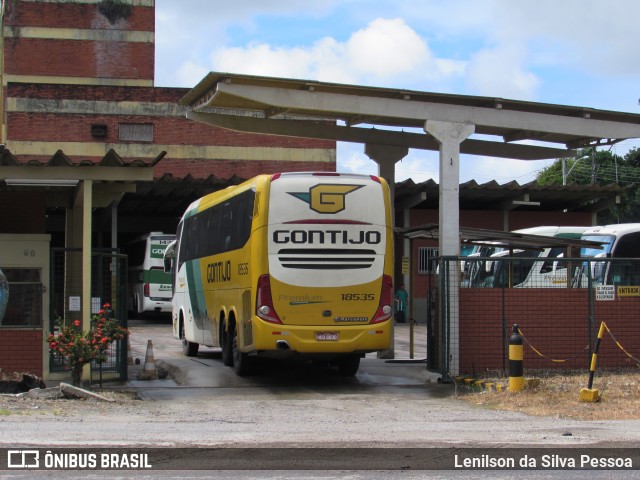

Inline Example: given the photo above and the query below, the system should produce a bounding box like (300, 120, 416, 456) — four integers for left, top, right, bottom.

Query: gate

(49, 248, 128, 384)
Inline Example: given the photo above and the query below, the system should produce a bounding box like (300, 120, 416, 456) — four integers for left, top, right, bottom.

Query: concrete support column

(364, 143, 409, 359)
(69, 180, 93, 385)
(424, 120, 474, 376)
(364, 143, 408, 203)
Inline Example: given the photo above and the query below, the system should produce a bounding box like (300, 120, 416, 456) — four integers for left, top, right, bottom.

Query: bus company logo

(288, 184, 363, 214)
(7, 450, 39, 469)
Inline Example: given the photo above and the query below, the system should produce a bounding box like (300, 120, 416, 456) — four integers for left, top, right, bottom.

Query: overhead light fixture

(4, 179, 79, 187)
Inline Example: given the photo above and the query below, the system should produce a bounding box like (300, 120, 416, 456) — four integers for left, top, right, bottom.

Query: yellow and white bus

(163, 172, 394, 376)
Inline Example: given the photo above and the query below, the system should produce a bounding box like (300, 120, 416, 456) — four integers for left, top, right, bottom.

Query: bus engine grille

(277, 248, 376, 270)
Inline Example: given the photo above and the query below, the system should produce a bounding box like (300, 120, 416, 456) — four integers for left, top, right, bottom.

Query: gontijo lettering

(207, 260, 231, 283)
(273, 230, 381, 245)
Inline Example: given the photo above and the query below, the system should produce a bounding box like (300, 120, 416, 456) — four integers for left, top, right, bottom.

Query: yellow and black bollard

(508, 324, 524, 393)
(579, 322, 606, 402)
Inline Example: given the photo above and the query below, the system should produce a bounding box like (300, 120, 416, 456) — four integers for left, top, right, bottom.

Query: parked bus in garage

(163, 172, 394, 376)
(465, 226, 592, 288)
(124, 232, 175, 314)
(574, 223, 640, 287)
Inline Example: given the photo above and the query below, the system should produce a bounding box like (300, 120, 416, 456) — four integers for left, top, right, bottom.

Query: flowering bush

(48, 303, 129, 386)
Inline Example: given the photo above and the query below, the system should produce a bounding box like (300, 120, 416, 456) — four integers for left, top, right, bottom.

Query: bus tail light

(370, 274, 393, 324)
(143, 283, 150, 297)
(256, 274, 282, 324)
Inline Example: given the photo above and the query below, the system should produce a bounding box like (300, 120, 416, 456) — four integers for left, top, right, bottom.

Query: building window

(0, 268, 43, 327)
(91, 124, 108, 138)
(119, 123, 153, 142)
(418, 247, 439, 274)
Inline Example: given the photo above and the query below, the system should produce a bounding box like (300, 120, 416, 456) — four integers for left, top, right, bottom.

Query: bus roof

(581, 223, 640, 237)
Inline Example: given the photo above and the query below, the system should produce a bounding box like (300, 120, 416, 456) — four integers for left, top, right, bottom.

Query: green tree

(536, 147, 640, 223)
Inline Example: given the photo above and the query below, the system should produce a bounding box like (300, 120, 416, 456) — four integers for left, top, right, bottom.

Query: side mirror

(162, 240, 176, 273)
(163, 256, 172, 274)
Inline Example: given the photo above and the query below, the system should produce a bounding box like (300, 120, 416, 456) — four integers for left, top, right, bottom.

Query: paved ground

(125, 318, 436, 395)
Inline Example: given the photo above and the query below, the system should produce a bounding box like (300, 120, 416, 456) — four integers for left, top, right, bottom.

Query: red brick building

(0, 0, 336, 241)
(0, 0, 334, 380)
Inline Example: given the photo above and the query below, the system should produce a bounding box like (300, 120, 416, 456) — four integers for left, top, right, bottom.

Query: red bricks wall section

(7, 112, 335, 149)
(8, 84, 185, 102)
(5, 2, 154, 31)
(0, 330, 43, 377)
(5, 38, 154, 81)
(459, 289, 640, 374)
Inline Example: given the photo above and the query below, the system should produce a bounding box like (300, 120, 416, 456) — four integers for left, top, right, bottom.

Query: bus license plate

(315, 332, 339, 341)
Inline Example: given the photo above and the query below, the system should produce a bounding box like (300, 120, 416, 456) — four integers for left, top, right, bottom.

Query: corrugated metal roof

(395, 178, 629, 212)
(0, 147, 165, 168)
(400, 224, 604, 251)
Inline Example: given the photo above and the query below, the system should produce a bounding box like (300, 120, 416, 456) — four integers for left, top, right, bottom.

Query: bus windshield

(580, 235, 614, 257)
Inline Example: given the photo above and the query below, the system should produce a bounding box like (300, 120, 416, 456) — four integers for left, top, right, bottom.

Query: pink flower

(74, 320, 81, 327)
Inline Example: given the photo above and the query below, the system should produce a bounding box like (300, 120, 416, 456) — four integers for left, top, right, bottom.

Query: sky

(154, 0, 640, 184)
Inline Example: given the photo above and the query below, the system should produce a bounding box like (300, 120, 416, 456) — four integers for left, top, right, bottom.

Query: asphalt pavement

(124, 317, 439, 396)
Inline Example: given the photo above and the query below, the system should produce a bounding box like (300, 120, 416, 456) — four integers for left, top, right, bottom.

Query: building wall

(4, 0, 155, 86)
(6, 82, 336, 177)
(0, 330, 43, 376)
(0, 234, 51, 378)
(458, 289, 640, 374)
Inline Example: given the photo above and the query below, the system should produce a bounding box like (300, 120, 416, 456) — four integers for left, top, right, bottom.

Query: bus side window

(613, 232, 640, 258)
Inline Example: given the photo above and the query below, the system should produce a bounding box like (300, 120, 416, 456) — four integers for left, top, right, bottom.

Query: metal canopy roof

(395, 178, 629, 212)
(400, 224, 604, 251)
(181, 72, 640, 160)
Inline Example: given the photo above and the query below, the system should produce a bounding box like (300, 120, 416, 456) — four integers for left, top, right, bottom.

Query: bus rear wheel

(232, 323, 254, 376)
(180, 319, 199, 357)
(337, 355, 360, 376)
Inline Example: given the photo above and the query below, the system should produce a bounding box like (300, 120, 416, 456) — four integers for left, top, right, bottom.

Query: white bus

(466, 226, 592, 288)
(124, 232, 175, 314)
(576, 223, 640, 286)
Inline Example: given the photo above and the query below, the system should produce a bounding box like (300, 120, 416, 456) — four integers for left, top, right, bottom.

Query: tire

(180, 319, 199, 357)
(232, 322, 254, 376)
(221, 321, 233, 366)
(337, 355, 360, 376)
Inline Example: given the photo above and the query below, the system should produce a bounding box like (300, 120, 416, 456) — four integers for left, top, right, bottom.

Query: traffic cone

(137, 340, 157, 380)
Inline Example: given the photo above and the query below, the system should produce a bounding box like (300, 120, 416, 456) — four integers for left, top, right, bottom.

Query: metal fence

(50, 248, 128, 384)
(432, 256, 640, 380)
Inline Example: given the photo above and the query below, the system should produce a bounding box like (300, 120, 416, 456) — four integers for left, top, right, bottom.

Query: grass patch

(456, 370, 640, 421)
